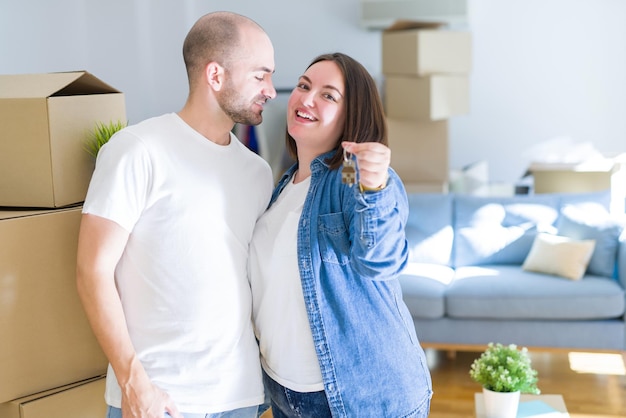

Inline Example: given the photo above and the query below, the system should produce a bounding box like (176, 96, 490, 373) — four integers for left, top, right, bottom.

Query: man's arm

(76, 214, 181, 418)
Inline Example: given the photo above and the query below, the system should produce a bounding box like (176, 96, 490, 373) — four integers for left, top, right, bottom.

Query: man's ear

(205, 62, 224, 91)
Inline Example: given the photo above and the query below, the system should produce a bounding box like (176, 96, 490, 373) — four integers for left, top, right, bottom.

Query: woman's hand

(342, 141, 390, 190)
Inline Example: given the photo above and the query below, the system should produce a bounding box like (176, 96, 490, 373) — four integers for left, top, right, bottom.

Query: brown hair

(182, 11, 263, 88)
(286, 52, 387, 170)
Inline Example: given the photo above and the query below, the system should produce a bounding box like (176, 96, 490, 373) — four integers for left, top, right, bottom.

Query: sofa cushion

(556, 203, 624, 278)
(557, 189, 612, 210)
(453, 194, 560, 267)
(522, 233, 596, 280)
(405, 193, 453, 265)
(398, 262, 454, 319)
(446, 265, 625, 320)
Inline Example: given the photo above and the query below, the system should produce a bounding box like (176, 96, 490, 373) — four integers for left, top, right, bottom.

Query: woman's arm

(342, 142, 409, 280)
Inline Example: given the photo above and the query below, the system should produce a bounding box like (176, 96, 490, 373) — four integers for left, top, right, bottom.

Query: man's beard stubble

(218, 79, 265, 126)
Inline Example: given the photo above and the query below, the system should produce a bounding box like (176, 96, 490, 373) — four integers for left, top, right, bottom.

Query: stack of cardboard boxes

(381, 21, 472, 192)
(0, 71, 126, 417)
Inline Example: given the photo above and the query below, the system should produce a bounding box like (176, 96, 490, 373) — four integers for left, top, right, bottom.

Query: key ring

(343, 146, 352, 163)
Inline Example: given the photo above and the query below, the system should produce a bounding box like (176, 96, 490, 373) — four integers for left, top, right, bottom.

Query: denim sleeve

(348, 170, 409, 280)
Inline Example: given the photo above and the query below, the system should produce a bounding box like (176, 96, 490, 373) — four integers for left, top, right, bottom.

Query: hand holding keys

(341, 141, 390, 191)
(342, 147, 357, 187)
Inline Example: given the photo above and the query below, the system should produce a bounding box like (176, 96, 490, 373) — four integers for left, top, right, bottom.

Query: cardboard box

(385, 74, 470, 122)
(529, 156, 626, 195)
(0, 376, 106, 418)
(530, 155, 626, 213)
(0, 71, 126, 207)
(387, 118, 449, 183)
(0, 207, 108, 403)
(404, 182, 449, 194)
(382, 28, 471, 76)
(531, 161, 614, 193)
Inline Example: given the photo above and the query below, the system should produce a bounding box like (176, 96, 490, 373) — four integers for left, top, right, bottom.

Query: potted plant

(470, 342, 540, 418)
(85, 120, 127, 158)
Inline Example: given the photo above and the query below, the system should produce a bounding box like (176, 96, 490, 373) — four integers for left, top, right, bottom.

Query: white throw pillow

(522, 233, 596, 280)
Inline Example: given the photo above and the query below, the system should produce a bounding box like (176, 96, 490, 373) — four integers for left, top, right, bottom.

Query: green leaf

(469, 342, 540, 394)
(85, 120, 127, 158)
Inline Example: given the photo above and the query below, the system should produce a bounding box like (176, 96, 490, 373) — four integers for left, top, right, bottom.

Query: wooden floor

(426, 348, 626, 417)
(260, 348, 626, 417)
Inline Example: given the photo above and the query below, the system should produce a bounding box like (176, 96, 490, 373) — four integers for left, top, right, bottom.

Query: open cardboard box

(530, 154, 626, 213)
(0, 71, 126, 207)
(382, 20, 472, 76)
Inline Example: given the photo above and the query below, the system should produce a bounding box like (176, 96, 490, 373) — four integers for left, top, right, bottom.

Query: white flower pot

(482, 387, 521, 418)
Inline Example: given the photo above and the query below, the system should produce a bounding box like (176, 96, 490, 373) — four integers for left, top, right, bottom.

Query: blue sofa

(399, 190, 626, 352)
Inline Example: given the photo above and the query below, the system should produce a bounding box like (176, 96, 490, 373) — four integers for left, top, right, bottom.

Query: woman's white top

(249, 175, 324, 392)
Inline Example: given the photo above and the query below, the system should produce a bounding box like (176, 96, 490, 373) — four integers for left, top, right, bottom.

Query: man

(76, 11, 276, 418)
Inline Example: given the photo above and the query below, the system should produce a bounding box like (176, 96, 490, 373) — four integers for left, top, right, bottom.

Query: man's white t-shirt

(83, 113, 273, 413)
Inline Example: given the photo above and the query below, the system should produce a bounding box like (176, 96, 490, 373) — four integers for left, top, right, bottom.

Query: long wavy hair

(285, 52, 388, 170)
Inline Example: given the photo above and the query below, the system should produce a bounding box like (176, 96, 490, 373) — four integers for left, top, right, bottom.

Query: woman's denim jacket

(270, 151, 433, 417)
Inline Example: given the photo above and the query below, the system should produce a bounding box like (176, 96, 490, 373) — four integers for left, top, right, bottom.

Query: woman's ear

(204, 62, 224, 91)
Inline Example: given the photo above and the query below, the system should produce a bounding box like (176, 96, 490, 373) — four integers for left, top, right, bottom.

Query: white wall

(2, 0, 625, 183)
(457, 0, 626, 182)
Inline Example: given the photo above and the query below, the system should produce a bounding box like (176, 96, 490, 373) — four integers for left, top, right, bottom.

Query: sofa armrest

(618, 230, 626, 292)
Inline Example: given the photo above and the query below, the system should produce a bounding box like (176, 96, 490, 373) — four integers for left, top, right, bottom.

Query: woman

(249, 53, 432, 417)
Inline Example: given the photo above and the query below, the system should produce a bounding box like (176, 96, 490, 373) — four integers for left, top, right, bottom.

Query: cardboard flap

(0, 206, 80, 221)
(0, 71, 119, 99)
(55, 71, 120, 96)
(385, 19, 446, 32)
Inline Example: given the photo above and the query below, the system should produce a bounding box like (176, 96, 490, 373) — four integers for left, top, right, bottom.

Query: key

(342, 149, 357, 187)
(342, 161, 356, 186)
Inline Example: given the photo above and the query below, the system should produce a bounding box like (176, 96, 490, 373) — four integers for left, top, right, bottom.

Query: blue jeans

(106, 405, 258, 418)
(262, 371, 332, 418)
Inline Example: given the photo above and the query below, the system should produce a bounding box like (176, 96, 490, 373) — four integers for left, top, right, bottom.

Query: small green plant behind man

(85, 120, 127, 158)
